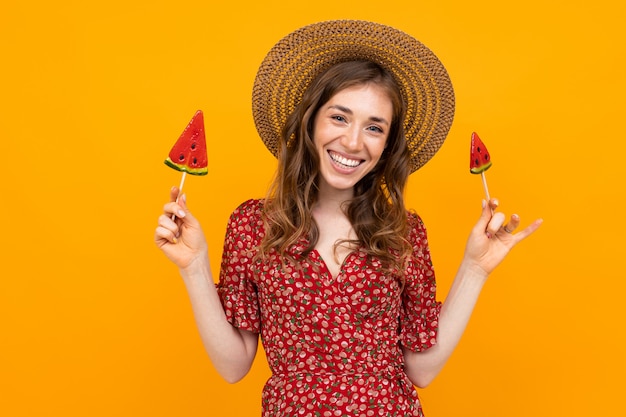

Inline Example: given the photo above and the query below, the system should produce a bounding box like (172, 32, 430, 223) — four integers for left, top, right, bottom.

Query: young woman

(155, 20, 542, 417)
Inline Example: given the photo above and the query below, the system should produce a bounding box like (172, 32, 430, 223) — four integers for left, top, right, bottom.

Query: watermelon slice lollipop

(470, 132, 491, 174)
(165, 110, 207, 220)
(165, 110, 208, 176)
(469, 132, 492, 200)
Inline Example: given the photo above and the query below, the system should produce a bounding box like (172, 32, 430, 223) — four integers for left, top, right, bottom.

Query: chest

(313, 212, 357, 279)
(253, 249, 402, 325)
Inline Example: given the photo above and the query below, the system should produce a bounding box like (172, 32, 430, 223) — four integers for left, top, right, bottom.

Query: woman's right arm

(154, 187, 258, 383)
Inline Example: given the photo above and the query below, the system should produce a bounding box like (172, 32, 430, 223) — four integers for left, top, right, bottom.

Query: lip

(327, 150, 364, 172)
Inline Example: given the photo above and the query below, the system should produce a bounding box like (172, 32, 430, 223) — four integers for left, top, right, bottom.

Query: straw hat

(252, 20, 455, 173)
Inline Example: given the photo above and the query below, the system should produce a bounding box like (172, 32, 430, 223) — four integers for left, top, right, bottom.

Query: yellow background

(1, 0, 624, 415)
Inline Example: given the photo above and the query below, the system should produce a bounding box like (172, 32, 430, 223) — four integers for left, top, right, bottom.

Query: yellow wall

(1, 1, 624, 415)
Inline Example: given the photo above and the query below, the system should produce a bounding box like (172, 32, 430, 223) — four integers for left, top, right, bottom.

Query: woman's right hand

(154, 186, 209, 271)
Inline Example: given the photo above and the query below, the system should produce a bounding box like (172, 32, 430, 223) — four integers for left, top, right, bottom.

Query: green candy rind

(164, 158, 208, 176)
(470, 161, 492, 175)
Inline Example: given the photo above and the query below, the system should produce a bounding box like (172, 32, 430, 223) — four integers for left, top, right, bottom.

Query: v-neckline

(312, 248, 356, 282)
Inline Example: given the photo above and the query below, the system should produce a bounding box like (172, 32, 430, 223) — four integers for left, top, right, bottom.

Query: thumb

(474, 198, 498, 233)
(178, 194, 201, 229)
(475, 199, 493, 231)
(176, 193, 197, 224)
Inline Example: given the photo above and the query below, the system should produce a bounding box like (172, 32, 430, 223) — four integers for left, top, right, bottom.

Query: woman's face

(312, 83, 392, 196)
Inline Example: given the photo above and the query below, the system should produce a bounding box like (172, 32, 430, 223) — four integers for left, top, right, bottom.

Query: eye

(366, 125, 384, 134)
(331, 115, 347, 123)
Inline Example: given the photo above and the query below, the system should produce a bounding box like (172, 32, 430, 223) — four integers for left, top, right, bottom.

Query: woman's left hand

(463, 198, 543, 277)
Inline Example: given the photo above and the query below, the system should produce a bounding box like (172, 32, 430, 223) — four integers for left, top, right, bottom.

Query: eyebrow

(327, 104, 390, 126)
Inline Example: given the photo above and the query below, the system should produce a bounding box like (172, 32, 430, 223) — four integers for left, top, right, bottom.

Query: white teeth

(329, 151, 361, 168)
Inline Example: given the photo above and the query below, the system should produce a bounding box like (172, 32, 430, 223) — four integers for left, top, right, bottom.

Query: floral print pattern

(216, 199, 441, 416)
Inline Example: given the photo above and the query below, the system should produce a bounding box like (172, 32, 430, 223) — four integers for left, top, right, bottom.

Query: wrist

(180, 254, 212, 281)
(458, 258, 489, 284)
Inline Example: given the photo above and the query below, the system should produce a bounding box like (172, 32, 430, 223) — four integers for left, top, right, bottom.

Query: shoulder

(405, 209, 430, 250)
(226, 199, 266, 234)
(222, 200, 267, 255)
(231, 198, 265, 218)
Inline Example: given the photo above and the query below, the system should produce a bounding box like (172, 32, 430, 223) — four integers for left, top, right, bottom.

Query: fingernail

(492, 199, 499, 207)
(172, 236, 178, 244)
(178, 210, 186, 218)
(182, 193, 187, 202)
(482, 199, 487, 208)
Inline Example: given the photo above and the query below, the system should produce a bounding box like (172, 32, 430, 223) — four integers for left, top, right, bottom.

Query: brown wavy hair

(260, 60, 412, 273)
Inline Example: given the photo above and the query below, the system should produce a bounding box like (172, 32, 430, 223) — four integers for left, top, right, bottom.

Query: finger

(488, 198, 499, 212)
(176, 194, 193, 221)
(511, 218, 544, 242)
(502, 214, 520, 234)
(155, 224, 178, 244)
(166, 194, 199, 227)
(177, 194, 201, 227)
(163, 201, 186, 219)
(157, 213, 180, 235)
(170, 186, 180, 203)
(178, 193, 188, 210)
(476, 197, 500, 226)
(475, 199, 494, 231)
(486, 211, 506, 236)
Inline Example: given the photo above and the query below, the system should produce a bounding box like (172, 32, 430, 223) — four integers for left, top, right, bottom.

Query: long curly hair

(260, 60, 412, 272)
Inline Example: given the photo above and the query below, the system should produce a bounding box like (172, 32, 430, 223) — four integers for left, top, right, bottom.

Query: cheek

(373, 138, 388, 159)
(312, 124, 335, 147)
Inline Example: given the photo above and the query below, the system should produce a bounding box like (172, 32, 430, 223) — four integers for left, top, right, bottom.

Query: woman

(155, 20, 542, 417)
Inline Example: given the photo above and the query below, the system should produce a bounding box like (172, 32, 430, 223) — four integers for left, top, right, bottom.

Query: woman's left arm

(403, 198, 543, 388)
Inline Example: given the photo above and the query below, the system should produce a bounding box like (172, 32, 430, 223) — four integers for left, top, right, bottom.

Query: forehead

(326, 83, 394, 115)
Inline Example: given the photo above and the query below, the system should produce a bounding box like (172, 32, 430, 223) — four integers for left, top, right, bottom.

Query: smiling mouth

(328, 151, 363, 168)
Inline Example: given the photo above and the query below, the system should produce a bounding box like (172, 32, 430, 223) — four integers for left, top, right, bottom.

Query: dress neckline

(311, 248, 359, 282)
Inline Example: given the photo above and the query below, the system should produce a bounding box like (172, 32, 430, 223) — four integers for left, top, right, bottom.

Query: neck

(316, 182, 354, 212)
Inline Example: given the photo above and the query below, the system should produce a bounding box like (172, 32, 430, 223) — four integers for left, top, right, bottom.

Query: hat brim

(252, 20, 455, 173)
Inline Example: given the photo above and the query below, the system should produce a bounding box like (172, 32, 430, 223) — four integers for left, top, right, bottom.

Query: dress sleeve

(215, 199, 262, 334)
(398, 212, 442, 352)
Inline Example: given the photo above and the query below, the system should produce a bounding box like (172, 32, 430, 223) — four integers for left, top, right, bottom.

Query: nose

(341, 126, 364, 152)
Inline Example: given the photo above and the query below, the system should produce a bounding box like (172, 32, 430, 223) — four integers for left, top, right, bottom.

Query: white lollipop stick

(171, 171, 187, 220)
(481, 171, 490, 201)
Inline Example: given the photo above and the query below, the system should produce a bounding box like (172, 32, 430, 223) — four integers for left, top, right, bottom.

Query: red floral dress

(216, 200, 441, 417)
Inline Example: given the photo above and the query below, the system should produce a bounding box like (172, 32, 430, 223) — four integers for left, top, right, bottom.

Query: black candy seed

(178, 154, 185, 161)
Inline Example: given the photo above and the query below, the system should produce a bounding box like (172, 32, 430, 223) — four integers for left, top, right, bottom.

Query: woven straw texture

(252, 20, 455, 172)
